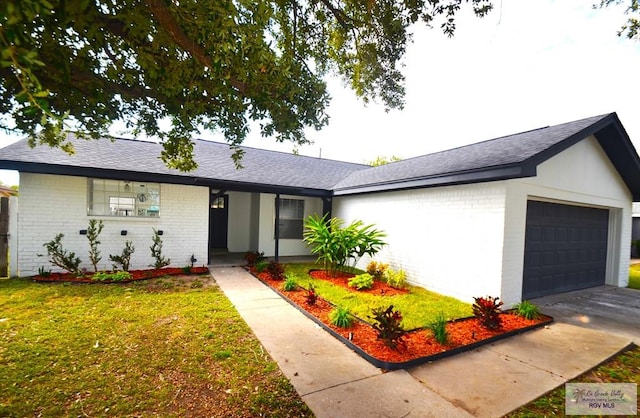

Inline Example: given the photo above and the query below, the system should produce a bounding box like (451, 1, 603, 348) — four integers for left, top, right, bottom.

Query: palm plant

(303, 214, 386, 276)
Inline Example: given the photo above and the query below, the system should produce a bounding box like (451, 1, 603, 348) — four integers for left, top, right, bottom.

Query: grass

(0, 275, 312, 418)
(628, 264, 640, 289)
(285, 263, 472, 329)
(506, 344, 640, 417)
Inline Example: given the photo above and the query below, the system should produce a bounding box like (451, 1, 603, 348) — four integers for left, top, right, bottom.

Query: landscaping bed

(32, 266, 210, 283)
(252, 267, 552, 370)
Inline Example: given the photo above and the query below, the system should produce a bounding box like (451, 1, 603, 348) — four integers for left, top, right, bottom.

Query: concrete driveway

(531, 285, 640, 343)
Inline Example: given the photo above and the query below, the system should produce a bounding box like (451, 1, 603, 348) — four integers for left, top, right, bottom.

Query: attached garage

(333, 113, 640, 305)
(522, 200, 609, 299)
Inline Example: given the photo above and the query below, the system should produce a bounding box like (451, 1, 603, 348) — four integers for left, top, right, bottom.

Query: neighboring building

(1, 112, 638, 305)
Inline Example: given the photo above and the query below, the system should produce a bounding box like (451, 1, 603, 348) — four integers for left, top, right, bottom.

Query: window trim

(275, 198, 305, 239)
(87, 179, 161, 218)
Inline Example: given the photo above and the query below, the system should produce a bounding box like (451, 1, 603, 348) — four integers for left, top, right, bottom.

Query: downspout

(274, 194, 280, 263)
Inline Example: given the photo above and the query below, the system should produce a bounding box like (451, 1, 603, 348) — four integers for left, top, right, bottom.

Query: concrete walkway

(210, 267, 633, 418)
(531, 285, 640, 343)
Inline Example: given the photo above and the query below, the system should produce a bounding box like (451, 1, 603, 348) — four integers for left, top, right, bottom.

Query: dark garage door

(522, 200, 609, 299)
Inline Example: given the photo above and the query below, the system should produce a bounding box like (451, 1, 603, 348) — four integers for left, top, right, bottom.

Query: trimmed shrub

(109, 240, 135, 271)
(43, 234, 82, 275)
(92, 271, 132, 282)
(282, 274, 297, 291)
(348, 273, 374, 290)
(384, 269, 406, 289)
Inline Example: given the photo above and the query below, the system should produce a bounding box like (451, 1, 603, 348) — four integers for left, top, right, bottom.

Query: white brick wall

(17, 173, 209, 275)
(334, 135, 633, 306)
(334, 182, 508, 303)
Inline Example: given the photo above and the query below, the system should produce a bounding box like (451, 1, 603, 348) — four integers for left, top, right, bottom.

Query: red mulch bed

(253, 268, 551, 367)
(308, 269, 409, 296)
(32, 266, 210, 283)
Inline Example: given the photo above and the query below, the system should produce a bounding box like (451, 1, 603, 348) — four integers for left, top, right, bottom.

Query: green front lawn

(0, 275, 312, 418)
(629, 264, 640, 289)
(285, 263, 473, 330)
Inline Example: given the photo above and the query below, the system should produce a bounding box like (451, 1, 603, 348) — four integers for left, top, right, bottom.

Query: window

(276, 198, 304, 239)
(211, 196, 225, 209)
(88, 179, 160, 217)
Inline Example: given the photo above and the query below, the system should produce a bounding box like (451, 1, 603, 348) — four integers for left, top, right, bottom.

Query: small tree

(109, 241, 135, 272)
(86, 219, 104, 272)
(43, 234, 81, 275)
(303, 214, 386, 276)
(150, 229, 170, 269)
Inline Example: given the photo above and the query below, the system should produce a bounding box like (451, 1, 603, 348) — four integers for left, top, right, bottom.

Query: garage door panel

(523, 201, 608, 299)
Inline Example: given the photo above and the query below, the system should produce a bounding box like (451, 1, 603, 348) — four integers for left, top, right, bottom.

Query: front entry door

(210, 193, 229, 250)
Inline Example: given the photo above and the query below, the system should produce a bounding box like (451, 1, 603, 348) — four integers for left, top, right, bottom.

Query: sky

(1, 0, 639, 186)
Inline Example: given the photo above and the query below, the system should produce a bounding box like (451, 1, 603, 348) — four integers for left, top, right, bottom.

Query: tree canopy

(368, 155, 402, 166)
(598, 0, 640, 40)
(0, 0, 492, 170)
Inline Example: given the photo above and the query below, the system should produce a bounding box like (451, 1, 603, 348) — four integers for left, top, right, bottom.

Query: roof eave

(522, 113, 640, 201)
(0, 160, 333, 198)
(332, 165, 534, 196)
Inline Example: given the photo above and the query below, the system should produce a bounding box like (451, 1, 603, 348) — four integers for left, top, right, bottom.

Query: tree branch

(318, 0, 353, 30)
(144, 0, 248, 95)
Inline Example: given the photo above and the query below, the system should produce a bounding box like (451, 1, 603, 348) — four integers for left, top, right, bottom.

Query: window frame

(87, 179, 161, 218)
(275, 198, 305, 239)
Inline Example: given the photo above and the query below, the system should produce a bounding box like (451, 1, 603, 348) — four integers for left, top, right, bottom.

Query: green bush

(329, 306, 354, 328)
(109, 240, 135, 271)
(282, 274, 297, 291)
(384, 268, 406, 289)
(42, 233, 82, 275)
(303, 214, 386, 276)
(255, 260, 269, 273)
(348, 273, 374, 290)
(428, 312, 449, 345)
(150, 229, 170, 269)
(87, 219, 104, 272)
(92, 271, 132, 282)
(512, 300, 541, 320)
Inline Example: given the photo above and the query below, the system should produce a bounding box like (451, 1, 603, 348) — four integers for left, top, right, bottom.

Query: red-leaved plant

(266, 261, 285, 280)
(305, 284, 318, 305)
(472, 296, 504, 330)
(369, 305, 406, 350)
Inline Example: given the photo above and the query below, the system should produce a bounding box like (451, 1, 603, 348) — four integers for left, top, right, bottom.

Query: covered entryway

(209, 192, 229, 251)
(522, 200, 609, 299)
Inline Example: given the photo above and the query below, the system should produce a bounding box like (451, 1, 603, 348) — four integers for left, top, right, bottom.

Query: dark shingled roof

(1, 112, 639, 199)
(0, 136, 369, 196)
(332, 113, 640, 199)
